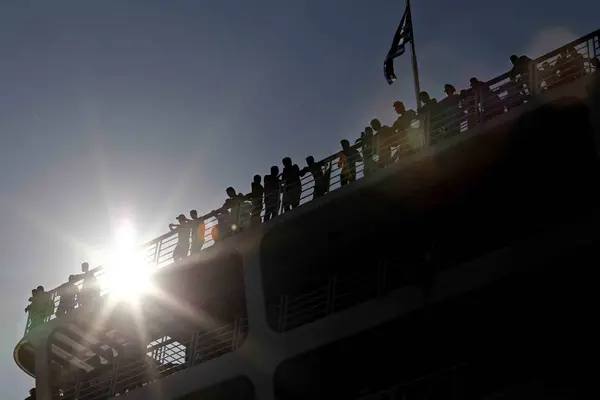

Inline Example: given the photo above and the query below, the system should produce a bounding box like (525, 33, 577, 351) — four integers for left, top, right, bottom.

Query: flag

(384, 4, 413, 85)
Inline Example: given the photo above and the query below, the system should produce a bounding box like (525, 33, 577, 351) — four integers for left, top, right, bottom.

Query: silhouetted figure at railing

(76, 262, 101, 310)
(338, 140, 362, 186)
(169, 215, 191, 261)
(301, 156, 330, 199)
(470, 77, 502, 120)
(189, 210, 205, 254)
(281, 157, 301, 212)
(558, 46, 586, 81)
(370, 118, 394, 168)
(438, 84, 461, 140)
(460, 88, 477, 129)
(357, 127, 376, 175)
(249, 175, 264, 225)
(508, 54, 533, 108)
(591, 57, 600, 71)
(56, 275, 78, 316)
(223, 187, 247, 232)
(27, 285, 51, 329)
(419, 91, 440, 140)
(392, 100, 417, 152)
(539, 61, 560, 92)
(264, 166, 280, 221)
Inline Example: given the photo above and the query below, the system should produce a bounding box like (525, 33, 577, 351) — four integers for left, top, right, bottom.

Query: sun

(102, 221, 153, 302)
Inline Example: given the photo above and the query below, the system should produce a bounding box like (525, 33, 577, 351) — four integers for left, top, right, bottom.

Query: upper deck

(14, 29, 600, 400)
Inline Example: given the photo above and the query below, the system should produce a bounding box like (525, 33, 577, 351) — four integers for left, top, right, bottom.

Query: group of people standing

(25, 262, 101, 328)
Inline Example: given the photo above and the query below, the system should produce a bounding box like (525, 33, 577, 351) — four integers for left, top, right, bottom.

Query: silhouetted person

(392, 100, 417, 154)
(281, 157, 301, 212)
(539, 61, 560, 91)
(29, 286, 51, 328)
(249, 175, 264, 225)
(57, 275, 78, 316)
(189, 210, 205, 254)
(25, 288, 36, 313)
(169, 214, 190, 261)
(264, 166, 280, 221)
(438, 84, 461, 139)
(221, 187, 246, 232)
(338, 140, 362, 186)
(508, 54, 533, 106)
(460, 88, 477, 129)
(470, 77, 502, 119)
(558, 46, 585, 81)
(591, 57, 600, 71)
(301, 156, 329, 199)
(370, 118, 394, 168)
(358, 127, 376, 175)
(76, 262, 100, 310)
(419, 91, 440, 140)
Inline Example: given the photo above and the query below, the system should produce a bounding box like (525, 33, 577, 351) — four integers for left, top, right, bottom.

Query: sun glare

(103, 221, 153, 302)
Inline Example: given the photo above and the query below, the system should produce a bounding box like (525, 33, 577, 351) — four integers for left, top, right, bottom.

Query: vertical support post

(277, 295, 288, 333)
(34, 337, 52, 400)
(529, 60, 540, 97)
(407, 0, 421, 112)
(187, 332, 197, 367)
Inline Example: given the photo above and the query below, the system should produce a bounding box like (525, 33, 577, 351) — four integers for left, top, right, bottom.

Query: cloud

(525, 26, 579, 57)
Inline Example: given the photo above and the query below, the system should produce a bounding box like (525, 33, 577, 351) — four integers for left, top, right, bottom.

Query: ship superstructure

(15, 30, 600, 400)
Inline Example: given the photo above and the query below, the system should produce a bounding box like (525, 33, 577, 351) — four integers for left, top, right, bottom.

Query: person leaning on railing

(25, 285, 53, 329)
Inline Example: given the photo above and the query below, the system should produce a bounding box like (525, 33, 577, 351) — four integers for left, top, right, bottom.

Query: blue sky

(0, 0, 598, 396)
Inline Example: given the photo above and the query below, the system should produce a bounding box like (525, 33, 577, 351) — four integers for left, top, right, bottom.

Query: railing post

(475, 87, 483, 125)
(154, 239, 163, 267)
(231, 316, 239, 350)
(423, 113, 431, 148)
(187, 331, 198, 367)
(108, 362, 119, 397)
(326, 275, 337, 315)
(277, 295, 288, 333)
(529, 60, 540, 97)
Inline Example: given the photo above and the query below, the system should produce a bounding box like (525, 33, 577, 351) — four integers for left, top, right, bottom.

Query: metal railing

(56, 315, 248, 399)
(24, 29, 600, 336)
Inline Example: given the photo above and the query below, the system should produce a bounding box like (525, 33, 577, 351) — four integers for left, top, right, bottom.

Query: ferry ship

(14, 29, 600, 400)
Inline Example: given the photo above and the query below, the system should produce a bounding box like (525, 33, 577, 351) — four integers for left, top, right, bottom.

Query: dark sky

(0, 0, 598, 396)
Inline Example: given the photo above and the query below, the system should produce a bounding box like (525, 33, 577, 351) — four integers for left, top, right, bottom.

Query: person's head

(225, 187, 236, 198)
(393, 100, 406, 115)
(365, 127, 374, 136)
(31, 288, 37, 296)
(176, 214, 187, 223)
(510, 54, 518, 65)
(81, 262, 89, 273)
(370, 118, 382, 131)
(444, 84, 456, 96)
(469, 77, 479, 87)
(340, 139, 350, 149)
(270, 165, 279, 175)
(190, 209, 198, 219)
(591, 57, 600, 68)
(419, 91, 430, 104)
(306, 156, 315, 165)
(36, 285, 44, 292)
(282, 157, 292, 167)
(253, 174, 261, 184)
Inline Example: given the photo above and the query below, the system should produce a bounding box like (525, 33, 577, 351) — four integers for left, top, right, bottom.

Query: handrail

(22, 28, 600, 336)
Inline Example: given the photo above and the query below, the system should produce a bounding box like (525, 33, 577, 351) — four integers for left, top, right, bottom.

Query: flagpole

(407, 0, 422, 111)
